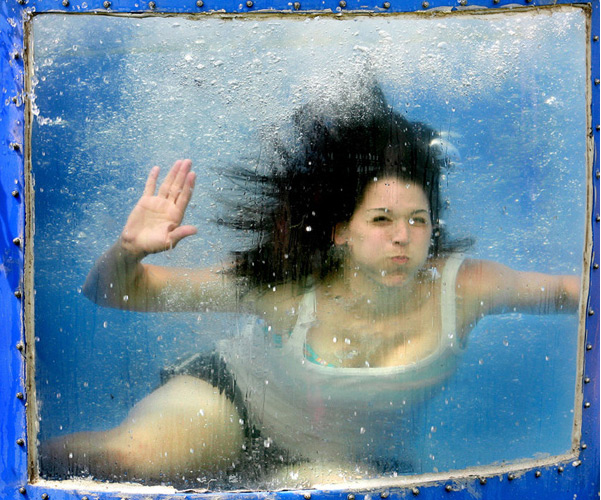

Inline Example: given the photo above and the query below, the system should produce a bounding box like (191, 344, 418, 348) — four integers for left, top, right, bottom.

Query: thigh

(107, 375, 245, 477)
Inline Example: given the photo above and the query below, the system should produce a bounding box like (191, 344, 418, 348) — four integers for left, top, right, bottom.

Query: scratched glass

(31, 9, 587, 490)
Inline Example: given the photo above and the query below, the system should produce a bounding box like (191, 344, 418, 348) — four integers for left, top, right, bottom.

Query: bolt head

(62, 0, 70, 5)
(445, 484, 453, 492)
(16, 392, 24, 399)
(339, 0, 347, 6)
(293, 1, 301, 7)
(479, 478, 487, 485)
(535, 470, 541, 477)
(246, 0, 254, 6)
(103, 0, 111, 7)
(347, 495, 355, 500)
(383, 1, 391, 7)
(558, 466, 564, 473)
(19, 487, 26, 494)
(16, 438, 25, 446)
(196, 0, 204, 5)
(412, 488, 420, 496)
(149, 1, 156, 7)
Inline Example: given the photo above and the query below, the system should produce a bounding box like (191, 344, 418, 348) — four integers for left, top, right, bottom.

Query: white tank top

(219, 254, 465, 463)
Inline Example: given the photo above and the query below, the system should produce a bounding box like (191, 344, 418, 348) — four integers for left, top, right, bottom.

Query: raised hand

(120, 159, 197, 258)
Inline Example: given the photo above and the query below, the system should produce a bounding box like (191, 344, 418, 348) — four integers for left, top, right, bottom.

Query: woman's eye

(408, 217, 428, 226)
(371, 216, 392, 224)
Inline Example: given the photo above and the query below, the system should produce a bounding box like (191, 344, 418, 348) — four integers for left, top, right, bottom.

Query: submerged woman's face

(335, 177, 433, 288)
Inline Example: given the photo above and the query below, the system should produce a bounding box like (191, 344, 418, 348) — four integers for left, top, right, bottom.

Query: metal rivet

(149, 1, 156, 7)
(17, 0, 26, 4)
(19, 487, 26, 494)
(14, 290, 22, 298)
(584, 377, 591, 383)
(588, 309, 595, 316)
(535, 470, 541, 478)
(459, 0, 467, 5)
(82, 497, 89, 500)
(412, 488, 420, 496)
(507, 473, 515, 481)
(383, 1, 391, 7)
(586, 343, 592, 350)
(12, 190, 19, 198)
(10, 143, 21, 151)
(584, 402, 591, 408)
(525, 0, 532, 3)
(381, 492, 389, 499)
(13, 52, 21, 60)
(16, 342, 24, 351)
(572, 460, 582, 467)
(493, 0, 500, 3)
(303, 493, 311, 500)
(347, 495, 355, 500)
(594, 36, 600, 42)
(13, 237, 22, 246)
(581, 443, 587, 449)
(421, 0, 428, 6)
(42, 494, 49, 500)
(293, 1, 301, 7)
(62, 0, 69, 5)
(597, 125, 601, 131)
(597, 215, 600, 222)
(103, 0, 111, 7)
(445, 484, 453, 492)
(196, 0, 204, 5)
(595, 79, 601, 85)
(479, 478, 487, 485)
(16, 392, 24, 399)
(594, 263, 599, 270)
(339, 0, 347, 6)
(17, 438, 25, 446)
(246, 0, 254, 6)
(558, 466, 564, 473)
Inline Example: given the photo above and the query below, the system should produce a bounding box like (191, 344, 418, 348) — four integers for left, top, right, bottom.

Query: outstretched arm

(83, 160, 237, 312)
(457, 259, 581, 328)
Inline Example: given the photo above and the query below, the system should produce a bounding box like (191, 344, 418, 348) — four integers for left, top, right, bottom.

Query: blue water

(31, 11, 587, 481)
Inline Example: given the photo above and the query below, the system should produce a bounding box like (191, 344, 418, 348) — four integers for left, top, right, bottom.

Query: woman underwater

(44, 91, 581, 487)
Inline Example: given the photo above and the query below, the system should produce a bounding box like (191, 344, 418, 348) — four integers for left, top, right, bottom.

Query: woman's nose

(391, 221, 410, 245)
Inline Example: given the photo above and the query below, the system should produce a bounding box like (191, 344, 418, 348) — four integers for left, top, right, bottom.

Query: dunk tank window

(31, 8, 588, 490)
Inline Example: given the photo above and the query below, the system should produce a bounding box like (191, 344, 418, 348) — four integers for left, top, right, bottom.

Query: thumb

(168, 225, 198, 247)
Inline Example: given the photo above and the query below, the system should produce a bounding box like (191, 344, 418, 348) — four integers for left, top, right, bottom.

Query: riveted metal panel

(0, 0, 598, 499)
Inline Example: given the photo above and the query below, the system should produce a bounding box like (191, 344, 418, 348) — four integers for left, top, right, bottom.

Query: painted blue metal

(0, 0, 599, 499)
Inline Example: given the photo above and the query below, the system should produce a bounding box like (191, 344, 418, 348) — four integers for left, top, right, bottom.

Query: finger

(175, 171, 196, 211)
(169, 159, 192, 202)
(158, 160, 182, 198)
(143, 166, 160, 196)
(169, 225, 198, 248)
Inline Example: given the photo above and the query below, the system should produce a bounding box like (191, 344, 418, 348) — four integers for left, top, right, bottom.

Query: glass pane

(32, 9, 587, 490)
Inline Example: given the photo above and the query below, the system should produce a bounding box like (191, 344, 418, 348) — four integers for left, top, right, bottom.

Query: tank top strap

(440, 253, 466, 350)
(287, 288, 317, 350)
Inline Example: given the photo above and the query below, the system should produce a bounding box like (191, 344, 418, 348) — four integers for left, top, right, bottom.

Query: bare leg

(41, 376, 245, 482)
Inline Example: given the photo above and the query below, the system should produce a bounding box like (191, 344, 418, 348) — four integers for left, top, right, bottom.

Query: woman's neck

(324, 267, 430, 317)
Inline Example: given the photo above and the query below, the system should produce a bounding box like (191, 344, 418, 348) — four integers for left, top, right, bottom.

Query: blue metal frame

(1, 0, 598, 499)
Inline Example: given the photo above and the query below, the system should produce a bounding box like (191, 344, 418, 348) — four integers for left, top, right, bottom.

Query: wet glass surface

(31, 9, 587, 489)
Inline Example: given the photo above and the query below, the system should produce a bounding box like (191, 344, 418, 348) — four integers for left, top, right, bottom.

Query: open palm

(121, 159, 197, 257)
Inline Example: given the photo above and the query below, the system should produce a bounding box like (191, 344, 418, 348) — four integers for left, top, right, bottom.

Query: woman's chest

(305, 296, 443, 368)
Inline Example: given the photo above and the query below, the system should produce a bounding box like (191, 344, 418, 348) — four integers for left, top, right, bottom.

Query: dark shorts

(161, 352, 300, 488)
